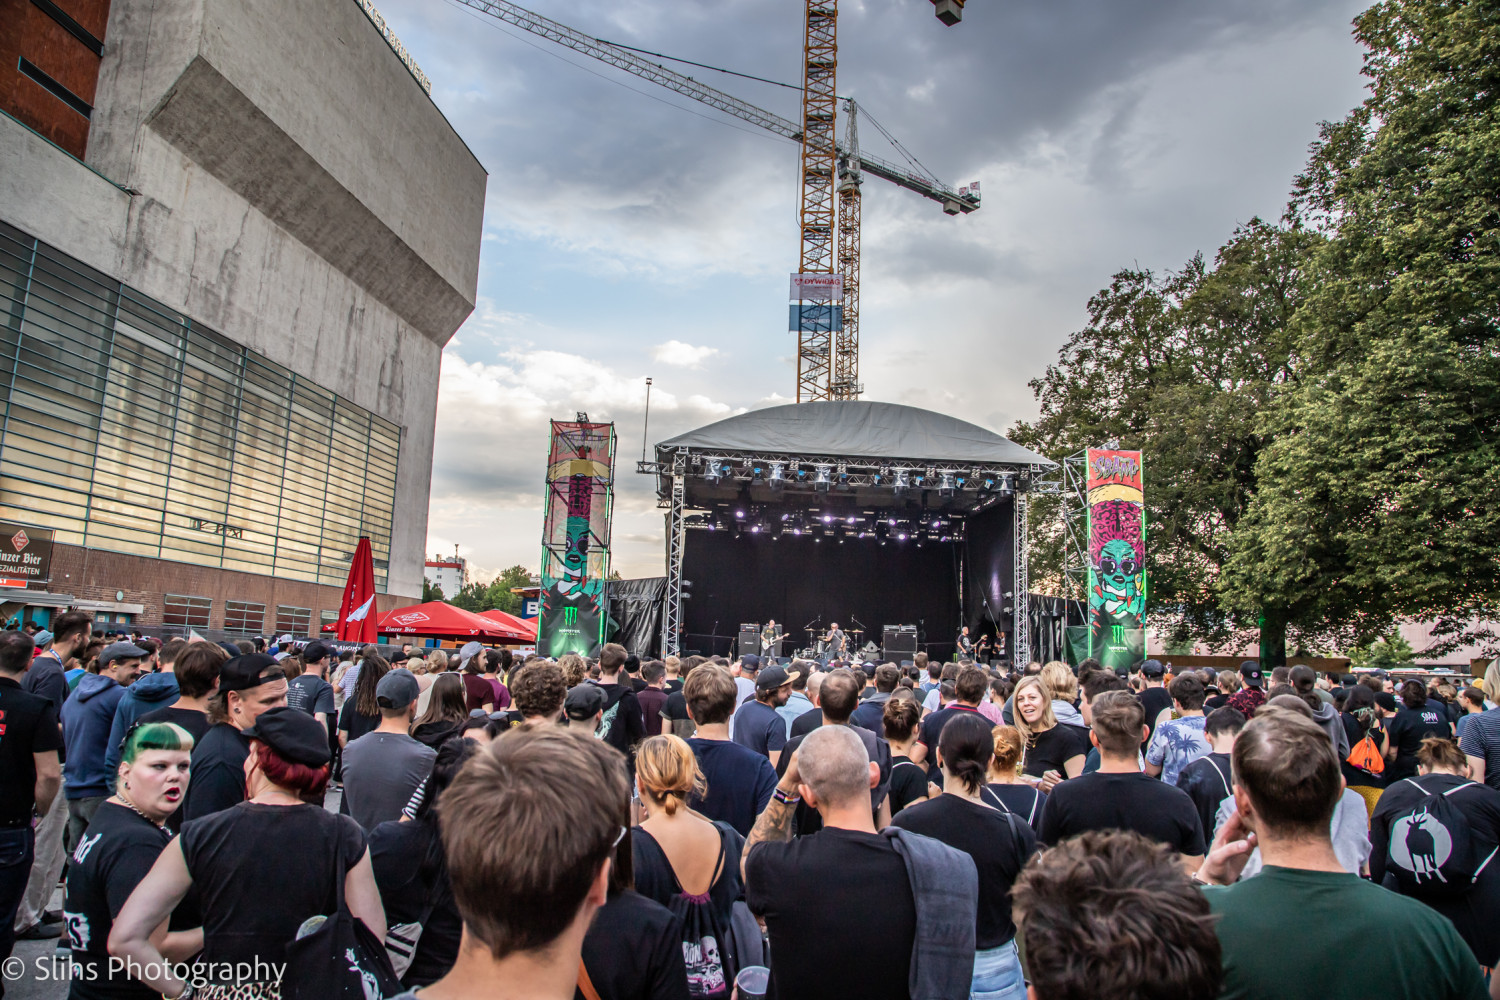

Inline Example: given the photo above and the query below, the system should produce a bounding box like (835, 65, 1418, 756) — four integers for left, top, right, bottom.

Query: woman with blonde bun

(631, 734, 743, 998)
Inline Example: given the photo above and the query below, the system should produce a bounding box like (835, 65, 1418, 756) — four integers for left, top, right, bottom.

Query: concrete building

(0, 0, 486, 635)
(424, 554, 469, 598)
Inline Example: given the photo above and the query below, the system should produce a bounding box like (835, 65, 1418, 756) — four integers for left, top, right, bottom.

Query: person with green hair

(62, 721, 201, 997)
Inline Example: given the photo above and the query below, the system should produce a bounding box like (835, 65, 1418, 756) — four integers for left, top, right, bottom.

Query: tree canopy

(1020, 0, 1500, 659)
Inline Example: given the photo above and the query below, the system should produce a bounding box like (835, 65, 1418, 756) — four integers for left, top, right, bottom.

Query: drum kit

(797, 625, 862, 659)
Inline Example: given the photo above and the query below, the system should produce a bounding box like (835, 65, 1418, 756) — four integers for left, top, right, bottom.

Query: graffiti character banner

(1086, 449, 1146, 669)
(538, 421, 616, 657)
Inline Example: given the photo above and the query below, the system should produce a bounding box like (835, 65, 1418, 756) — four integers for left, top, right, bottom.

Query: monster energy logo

(562, 606, 578, 627)
(1111, 624, 1125, 645)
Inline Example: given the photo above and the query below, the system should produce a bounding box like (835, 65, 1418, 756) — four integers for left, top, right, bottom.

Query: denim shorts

(971, 938, 1026, 1000)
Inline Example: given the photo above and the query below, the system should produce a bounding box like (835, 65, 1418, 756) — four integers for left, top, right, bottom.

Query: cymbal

(848, 629, 863, 635)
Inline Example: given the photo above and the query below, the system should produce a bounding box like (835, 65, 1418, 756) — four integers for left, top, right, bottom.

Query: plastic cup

(734, 965, 770, 1000)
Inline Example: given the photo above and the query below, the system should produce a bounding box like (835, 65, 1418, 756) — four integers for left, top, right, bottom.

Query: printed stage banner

(538, 420, 616, 657)
(1086, 448, 1146, 670)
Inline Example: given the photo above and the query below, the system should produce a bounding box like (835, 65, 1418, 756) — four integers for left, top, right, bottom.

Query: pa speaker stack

(738, 624, 761, 659)
(882, 625, 917, 661)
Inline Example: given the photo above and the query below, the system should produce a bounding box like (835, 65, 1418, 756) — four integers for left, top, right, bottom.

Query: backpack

(1384, 778, 1499, 899)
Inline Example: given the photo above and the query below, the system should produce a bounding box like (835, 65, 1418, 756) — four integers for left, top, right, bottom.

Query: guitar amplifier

(738, 624, 761, 659)
(883, 625, 917, 660)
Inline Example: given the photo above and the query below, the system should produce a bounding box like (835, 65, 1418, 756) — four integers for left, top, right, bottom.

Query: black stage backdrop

(607, 577, 666, 658)
(682, 530, 985, 660)
(961, 498, 1016, 655)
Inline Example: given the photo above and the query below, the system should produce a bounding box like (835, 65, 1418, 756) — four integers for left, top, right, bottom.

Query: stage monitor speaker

(738, 625, 761, 659)
(883, 625, 917, 660)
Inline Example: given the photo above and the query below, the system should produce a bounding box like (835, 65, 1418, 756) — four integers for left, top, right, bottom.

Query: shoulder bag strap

(980, 785, 1012, 813)
(1027, 787, 1042, 825)
(577, 958, 603, 1000)
(1206, 756, 1232, 799)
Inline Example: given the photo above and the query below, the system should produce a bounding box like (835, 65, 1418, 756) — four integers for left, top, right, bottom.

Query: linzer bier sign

(0, 522, 53, 585)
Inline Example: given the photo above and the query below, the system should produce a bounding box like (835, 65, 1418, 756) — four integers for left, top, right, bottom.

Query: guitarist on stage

(956, 626, 975, 661)
(761, 619, 783, 657)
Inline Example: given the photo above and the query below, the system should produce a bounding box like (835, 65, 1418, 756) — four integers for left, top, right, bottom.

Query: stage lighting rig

(893, 469, 911, 495)
(938, 472, 956, 497)
(769, 462, 786, 488)
(814, 464, 832, 492)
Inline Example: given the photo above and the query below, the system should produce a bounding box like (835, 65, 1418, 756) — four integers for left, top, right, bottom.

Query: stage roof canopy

(657, 401, 1050, 467)
(650, 401, 1053, 516)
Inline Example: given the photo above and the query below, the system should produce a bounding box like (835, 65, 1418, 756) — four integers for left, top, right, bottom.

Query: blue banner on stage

(789, 304, 844, 331)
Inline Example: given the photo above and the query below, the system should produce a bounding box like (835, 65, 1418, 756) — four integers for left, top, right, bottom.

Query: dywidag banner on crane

(790, 273, 844, 300)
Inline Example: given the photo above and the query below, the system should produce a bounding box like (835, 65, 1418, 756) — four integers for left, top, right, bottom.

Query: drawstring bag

(664, 835, 735, 998)
(284, 833, 401, 1000)
(1347, 729, 1385, 776)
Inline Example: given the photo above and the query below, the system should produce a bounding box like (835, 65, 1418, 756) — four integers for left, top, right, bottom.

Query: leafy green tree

(1012, 219, 1318, 652)
(1348, 633, 1417, 672)
(482, 565, 534, 615)
(1222, 0, 1500, 658)
(449, 581, 489, 612)
(422, 578, 444, 603)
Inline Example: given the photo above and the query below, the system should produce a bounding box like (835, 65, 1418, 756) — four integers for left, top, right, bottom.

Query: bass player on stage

(761, 619, 783, 657)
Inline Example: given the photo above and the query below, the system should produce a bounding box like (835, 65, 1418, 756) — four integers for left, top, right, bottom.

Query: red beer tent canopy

(321, 601, 531, 642)
(478, 609, 537, 641)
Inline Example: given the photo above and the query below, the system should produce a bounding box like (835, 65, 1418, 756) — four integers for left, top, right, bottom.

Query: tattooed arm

(741, 749, 801, 883)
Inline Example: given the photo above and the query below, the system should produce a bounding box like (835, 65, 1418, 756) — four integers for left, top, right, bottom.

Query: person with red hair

(111, 707, 386, 1000)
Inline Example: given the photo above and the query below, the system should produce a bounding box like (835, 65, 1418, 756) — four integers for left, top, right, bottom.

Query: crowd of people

(4, 613, 1500, 1000)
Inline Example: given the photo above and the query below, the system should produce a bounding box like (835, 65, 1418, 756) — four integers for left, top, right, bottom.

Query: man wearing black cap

(286, 640, 335, 730)
(564, 684, 607, 735)
(1138, 660, 1172, 744)
(182, 653, 287, 821)
(341, 668, 436, 830)
(733, 665, 798, 768)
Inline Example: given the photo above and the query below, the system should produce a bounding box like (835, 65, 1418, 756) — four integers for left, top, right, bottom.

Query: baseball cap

(1375, 691, 1398, 713)
(376, 667, 421, 709)
(219, 653, 285, 693)
(565, 683, 607, 721)
(242, 706, 331, 767)
(755, 664, 801, 692)
(389, 650, 410, 664)
(740, 653, 761, 672)
(1141, 659, 1165, 679)
(99, 641, 148, 667)
(277, 634, 294, 645)
(34, 630, 53, 645)
(302, 641, 330, 663)
(1238, 660, 1264, 689)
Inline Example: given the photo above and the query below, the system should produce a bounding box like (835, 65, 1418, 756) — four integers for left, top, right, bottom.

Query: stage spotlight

(814, 464, 832, 492)
(752, 464, 765, 483)
(836, 471, 851, 491)
(749, 524, 761, 534)
(893, 469, 911, 495)
(822, 514, 834, 524)
(769, 462, 786, 488)
(939, 472, 955, 497)
(846, 515, 858, 524)
(814, 535, 822, 543)
(735, 508, 746, 519)
(897, 531, 908, 541)
(1000, 473, 1015, 496)
(680, 580, 693, 599)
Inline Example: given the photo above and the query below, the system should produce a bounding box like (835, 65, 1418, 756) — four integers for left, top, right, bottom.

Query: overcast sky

(372, 0, 1372, 583)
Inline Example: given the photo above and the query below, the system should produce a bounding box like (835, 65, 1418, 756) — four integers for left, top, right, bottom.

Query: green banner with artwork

(1086, 448, 1146, 670)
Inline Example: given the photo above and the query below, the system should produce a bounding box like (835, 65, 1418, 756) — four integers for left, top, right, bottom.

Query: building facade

(0, 0, 486, 635)
(424, 555, 469, 598)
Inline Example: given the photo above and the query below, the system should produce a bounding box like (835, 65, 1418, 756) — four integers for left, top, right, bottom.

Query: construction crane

(449, 0, 979, 400)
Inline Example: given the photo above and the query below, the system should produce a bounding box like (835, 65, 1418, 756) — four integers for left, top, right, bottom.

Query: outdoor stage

(639, 401, 1053, 663)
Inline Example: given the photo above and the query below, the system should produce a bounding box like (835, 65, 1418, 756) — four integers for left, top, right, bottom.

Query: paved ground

(3, 789, 346, 999)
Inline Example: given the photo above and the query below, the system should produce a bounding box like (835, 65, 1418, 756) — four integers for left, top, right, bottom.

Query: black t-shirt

(181, 803, 366, 978)
(687, 738, 778, 837)
(136, 705, 212, 745)
(1021, 723, 1092, 778)
(745, 827, 915, 1000)
(1038, 771, 1207, 856)
(789, 706, 822, 740)
(1174, 751, 1234, 843)
(0, 675, 63, 825)
(338, 700, 381, 743)
(1370, 773, 1500, 966)
(1387, 706, 1453, 781)
(665, 678, 684, 694)
(578, 889, 690, 1000)
(1203, 693, 1228, 713)
(1341, 713, 1387, 788)
(62, 802, 172, 999)
(777, 726, 892, 835)
(286, 675, 335, 718)
(889, 756, 930, 814)
(182, 723, 250, 822)
(890, 794, 1035, 948)
(369, 818, 461, 988)
(1140, 687, 1173, 739)
(597, 683, 646, 758)
(917, 703, 985, 773)
(981, 783, 1047, 829)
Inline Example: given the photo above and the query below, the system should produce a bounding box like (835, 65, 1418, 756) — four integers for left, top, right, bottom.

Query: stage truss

(641, 448, 1053, 660)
